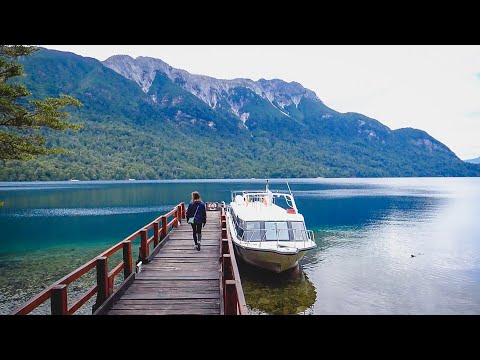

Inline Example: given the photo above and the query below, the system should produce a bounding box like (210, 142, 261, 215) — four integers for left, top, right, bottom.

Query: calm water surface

(1, 178, 479, 314)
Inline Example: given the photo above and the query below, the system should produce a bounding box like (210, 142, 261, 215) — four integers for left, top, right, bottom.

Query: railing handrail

(11, 202, 186, 315)
(226, 219, 248, 314)
(221, 204, 248, 315)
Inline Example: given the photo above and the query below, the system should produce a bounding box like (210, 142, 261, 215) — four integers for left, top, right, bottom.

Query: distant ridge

(1, 48, 478, 181)
(465, 157, 480, 164)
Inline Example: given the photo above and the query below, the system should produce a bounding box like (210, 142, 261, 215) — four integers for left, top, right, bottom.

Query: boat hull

(235, 245, 308, 273)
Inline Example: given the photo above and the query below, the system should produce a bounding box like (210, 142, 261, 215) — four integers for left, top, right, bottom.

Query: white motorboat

(226, 182, 316, 273)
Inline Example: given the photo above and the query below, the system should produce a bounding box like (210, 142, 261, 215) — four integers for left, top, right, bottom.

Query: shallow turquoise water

(1, 178, 479, 314)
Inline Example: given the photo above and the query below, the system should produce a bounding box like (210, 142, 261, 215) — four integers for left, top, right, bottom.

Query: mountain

(103, 55, 319, 130)
(0, 48, 478, 181)
(465, 157, 480, 164)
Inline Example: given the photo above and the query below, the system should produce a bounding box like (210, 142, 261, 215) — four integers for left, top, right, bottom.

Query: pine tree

(0, 45, 82, 161)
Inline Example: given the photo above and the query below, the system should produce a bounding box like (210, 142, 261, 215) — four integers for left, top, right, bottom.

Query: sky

(42, 45, 480, 160)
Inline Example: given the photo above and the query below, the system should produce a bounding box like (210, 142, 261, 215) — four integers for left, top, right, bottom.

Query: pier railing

(220, 204, 248, 315)
(11, 202, 186, 315)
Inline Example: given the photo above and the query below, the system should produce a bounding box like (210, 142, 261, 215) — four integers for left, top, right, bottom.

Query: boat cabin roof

(230, 202, 304, 222)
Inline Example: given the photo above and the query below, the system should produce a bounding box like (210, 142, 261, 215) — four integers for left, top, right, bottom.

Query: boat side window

(245, 221, 262, 241)
(291, 221, 307, 240)
(231, 211, 241, 238)
(237, 219, 244, 238)
(265, 221, 289, 241)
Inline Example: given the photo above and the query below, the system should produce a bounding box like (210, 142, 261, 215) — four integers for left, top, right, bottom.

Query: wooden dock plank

(120, 292, 220, 300)
(135, 274, 219, 280)
(142, 267, 219, 272)
(108, 309, 219, 315)
(111, 303, 219, 310)
(105, 211, 222, 315)
(127, 286, 219, 293)
(155, 254, 219, 259)
(132, 280, 218, 287)
(114, 299, 219, 305)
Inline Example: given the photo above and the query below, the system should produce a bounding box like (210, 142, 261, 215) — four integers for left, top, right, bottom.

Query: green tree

(0, 45, 82, 161)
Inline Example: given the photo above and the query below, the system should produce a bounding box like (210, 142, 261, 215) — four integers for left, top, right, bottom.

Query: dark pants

(191, 223, 202, 244)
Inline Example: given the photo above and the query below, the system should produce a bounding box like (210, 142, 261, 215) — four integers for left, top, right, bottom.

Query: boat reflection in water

(238, 259, 316, 315)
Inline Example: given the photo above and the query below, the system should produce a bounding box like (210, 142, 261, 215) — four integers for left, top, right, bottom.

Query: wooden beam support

(222, 254, 232, 281)
(95, 256, 108, 309)
(161, 216, 167, 239)
(123, 241, 132, 279)
(225, 280, 238, 315)
(222, 239, 229, 255)
(140, 229, 149, 261)
(51, 284, 68, 315)
(153, 222, 160, 247)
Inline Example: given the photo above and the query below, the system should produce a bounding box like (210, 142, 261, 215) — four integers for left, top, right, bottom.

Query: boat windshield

(242, 221, 307, 242)
(291, 221, 308, 240)
(245, 221, 262, 241)
(265, 222, 289, 241)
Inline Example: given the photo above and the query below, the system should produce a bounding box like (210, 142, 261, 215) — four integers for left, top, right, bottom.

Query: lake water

(1, 178, 479, 315)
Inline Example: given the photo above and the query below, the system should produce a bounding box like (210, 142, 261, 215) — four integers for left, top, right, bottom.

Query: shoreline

(1, 176, 480, 185)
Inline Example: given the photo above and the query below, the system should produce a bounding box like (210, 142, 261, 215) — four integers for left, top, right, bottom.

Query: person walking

(186, 191, 207, 251)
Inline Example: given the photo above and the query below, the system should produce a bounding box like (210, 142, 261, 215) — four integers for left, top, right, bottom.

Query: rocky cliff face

(103, 55, 319, 123)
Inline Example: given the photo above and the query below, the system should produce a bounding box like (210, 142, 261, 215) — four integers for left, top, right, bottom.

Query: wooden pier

(11, 202, 248, 315)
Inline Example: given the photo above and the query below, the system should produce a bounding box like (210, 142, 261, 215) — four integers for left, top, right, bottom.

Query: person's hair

(191, 191, 201, 202)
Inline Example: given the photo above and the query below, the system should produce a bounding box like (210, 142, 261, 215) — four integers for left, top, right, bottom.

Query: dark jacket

(186, 201, 207, 224)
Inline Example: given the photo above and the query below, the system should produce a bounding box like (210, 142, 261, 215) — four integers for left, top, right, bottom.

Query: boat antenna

(266, 179, 269, 192)
(286, 181, 293, 196)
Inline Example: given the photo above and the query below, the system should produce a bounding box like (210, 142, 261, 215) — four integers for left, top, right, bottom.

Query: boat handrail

(231, 190, 292, 198)
(241, 228, 315, 248)
(230, 190, 298, 212)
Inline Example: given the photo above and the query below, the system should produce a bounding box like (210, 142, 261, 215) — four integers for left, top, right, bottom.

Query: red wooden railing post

(108, 277, 113, 296)
(175, 205, 181, 226)
(95, 257, 108, 308)
(181, 202, 186, 219)
(161, 216, 167, 239)
(225, 280, 238, 315)
(153, 222, 160, 247)
(221, 210, 227, 238)
(123, 241, 133, 279)
(222, 239, 229, 255)
(140, 229, 149, 261)
(51, 284, 68, 315)
(223, 254, 233, 280)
